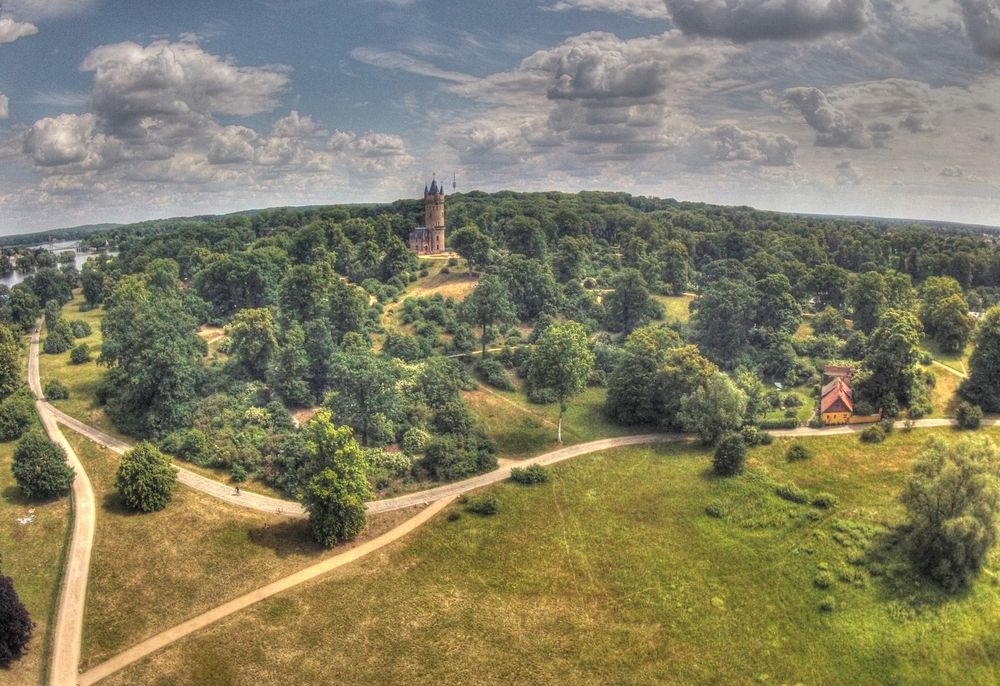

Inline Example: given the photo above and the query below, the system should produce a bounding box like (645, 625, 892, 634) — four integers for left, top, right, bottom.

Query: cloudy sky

(1, 0, 999, 234)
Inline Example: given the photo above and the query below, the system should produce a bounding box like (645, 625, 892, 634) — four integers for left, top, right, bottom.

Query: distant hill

(0, 223, 122, 248)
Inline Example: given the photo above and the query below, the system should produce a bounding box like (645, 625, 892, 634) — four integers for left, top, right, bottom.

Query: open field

(929, 366, 962, 418)
(105, 427, 1000, 686)
(465, 382, 653, 459)
(654, 293, 695, 323)
(66, 430, 421, 670)
(0, 436, 70, 686)
(920, 336, 972, 376)
(36, 294, 123, 439)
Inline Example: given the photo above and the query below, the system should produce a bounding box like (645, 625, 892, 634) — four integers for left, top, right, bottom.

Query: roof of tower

(429, 179, 439, 194)
(424, 185, 429, 194)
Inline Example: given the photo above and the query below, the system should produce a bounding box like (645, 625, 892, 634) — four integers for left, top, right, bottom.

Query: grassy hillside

(105, 427, 1000, 686)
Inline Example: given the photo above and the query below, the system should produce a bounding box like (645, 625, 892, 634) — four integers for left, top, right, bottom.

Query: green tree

(901, 435, 1000, 591)
(691, 278, 756, 368)
(603, 268, 661, 334)
(299, 412, 373, 547)
(268, 321, 312, 407)
(812, 306, 848, 338)
(754, 274, 801, 335)
(115, 442, 177, 512)
(606, 324, 682, 425)
(327, 334, 405, 446)
(930, 294, 975, 354)
(961, 306, 1000, 412)
(527, 321, 595, 442)
(847, 271, 888, 335)
(856, 308, 922, 413)
(11, 432, 74, 499)
(497, 255, 559, 321)
(713, 433, 747, 476)
(0, 325, 21, 400)
(226, 307, 277, 379)
(0, 563, 33, 668)
(7, 285, 39, 331)
(920, 276, 963, 336)
(656, 345, 718, 430)
(450, 225, 493, 272)
(461, 274, 516, 356)
(678, 373, 747, 445)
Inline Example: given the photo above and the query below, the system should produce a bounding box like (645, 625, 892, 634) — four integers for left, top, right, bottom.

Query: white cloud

(5, 0, 101, 20)
(775, 87, 870, 148)
(687, 124, 798, 166)
(22, 113, 101, 167)
(545, 0, 669, 19)
(0, 94, 8, 120)
(350, 47, 476, 83)
(0, 17, 37, 43)
(940, 165, 964, 177)
(958, 0, 1000, 59)
(664, 0, 870, 43)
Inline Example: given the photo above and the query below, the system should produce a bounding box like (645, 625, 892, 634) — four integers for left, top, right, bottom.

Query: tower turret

(424, 176, 446, 253)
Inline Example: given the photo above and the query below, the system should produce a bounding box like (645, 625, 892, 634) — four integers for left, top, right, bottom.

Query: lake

(0, 240, 115, 289)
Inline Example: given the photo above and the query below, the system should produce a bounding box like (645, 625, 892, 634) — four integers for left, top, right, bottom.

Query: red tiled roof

(821, 377, 853, 414)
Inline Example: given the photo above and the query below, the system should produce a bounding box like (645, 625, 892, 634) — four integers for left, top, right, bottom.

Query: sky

(0, 0, 999, 234)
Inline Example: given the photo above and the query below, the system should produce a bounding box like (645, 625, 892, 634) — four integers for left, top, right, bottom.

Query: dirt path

(30, 324, 97, 686)
(932, 359, 968, 379)
(76, 495, 456, 686)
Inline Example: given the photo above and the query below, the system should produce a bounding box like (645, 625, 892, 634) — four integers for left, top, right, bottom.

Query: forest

(3, 189, 1000, 545)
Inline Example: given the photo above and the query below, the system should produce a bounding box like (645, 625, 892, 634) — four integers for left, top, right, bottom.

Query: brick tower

(409, 176, 446, 254)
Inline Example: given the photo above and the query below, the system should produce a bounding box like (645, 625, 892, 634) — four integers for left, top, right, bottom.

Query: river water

(0, 240, 114, 289)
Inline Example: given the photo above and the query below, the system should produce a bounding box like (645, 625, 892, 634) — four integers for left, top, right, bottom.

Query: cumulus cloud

(546, 0, 670, 19)
(0, 94, 7, 120)
(777, 86, 869, 148)
(664, 0, 870, 43)
(685, 124, 798, 166)
(23, 113, 102, 167)
(958, 0, 1000, 59)
(835, 159, 862, 185)
(0, 17, 38, 43)
(940, 165, 964, 177)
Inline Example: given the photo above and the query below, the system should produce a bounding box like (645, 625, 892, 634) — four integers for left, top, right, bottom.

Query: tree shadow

(864, 526, 971, 610)
(2, 484, 64, 507)
(246, 518, 325, 558)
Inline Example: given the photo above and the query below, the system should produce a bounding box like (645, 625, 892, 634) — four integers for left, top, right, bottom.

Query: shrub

(740, 425, 762, 447)
(69, 343, 91, 364)
(474, 358, 515, 391)
(758, 418, 799, 430)
(819, 595, 836, 612)
(957, 401, 983, 430)
(230, 463, 248, 483)
(466, 493, 499, 516)
(162, 428, 209, 465)
(812, 492, 839, 509)
(365, 448, 413, 479)
(786, 443, 812, 462)
(422, 433, 497, 481)
(12, 432, 74, 499)
(860, 426, 885, 444)
(783, 394, 804, 409)
(0, 569, 34, 668)
(43, 379, 69, 400)
(70, 320, 92, 338)
(713, 433, 747, 477)
(0, 390, 35, 442)
(775, 482, 809, 504)
(510, 464, 549, 485)
(401, 427, 430, 455)
(705, 501, 726, 518)
(116, 442, 177, 512)
(813, 570, 835, 589)
(42, 329, 72, 355)
(446, 510, 461, 522)
(759, 431, 774, 445)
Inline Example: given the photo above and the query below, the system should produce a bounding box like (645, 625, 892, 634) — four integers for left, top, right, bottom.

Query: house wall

(821, 412, 851, 425)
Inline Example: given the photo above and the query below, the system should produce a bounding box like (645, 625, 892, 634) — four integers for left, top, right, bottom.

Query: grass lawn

(654, 293, 695, 323)
(928, 366, 962, 418)
(920, 336, 972, 376)
(762, 386, 816, 425)
(67, 430, 421, 671)
(105, 427, 1000, 686)
(465, 383, 654, 459)
(0, 437, 70, 686)
(37, 293, 124, 439)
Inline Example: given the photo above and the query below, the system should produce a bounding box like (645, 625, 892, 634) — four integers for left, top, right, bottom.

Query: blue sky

(1, 0, 999, 233)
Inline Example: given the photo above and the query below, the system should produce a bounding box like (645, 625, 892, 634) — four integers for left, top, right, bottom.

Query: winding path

(29, 325, 96, 686)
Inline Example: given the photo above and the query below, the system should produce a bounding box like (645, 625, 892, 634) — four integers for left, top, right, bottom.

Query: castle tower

(425, 177, 446, 253)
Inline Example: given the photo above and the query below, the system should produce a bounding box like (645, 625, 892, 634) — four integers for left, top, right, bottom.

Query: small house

(820, 365, 853, 426)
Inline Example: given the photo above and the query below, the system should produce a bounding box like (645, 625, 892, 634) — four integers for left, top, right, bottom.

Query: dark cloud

(898, 112, 935, 133)
(940, 165, 964, 177)
(958, 0, 1000, 59)
(664, 0, 869, 43)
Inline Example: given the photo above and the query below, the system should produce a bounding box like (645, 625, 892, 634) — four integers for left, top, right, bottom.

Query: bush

(466, 493, 499, 515)
(786, 443, 812, 462)
(812, 492, 839, 509)
(775, 482, 809, 504)
(0, 390, 35, 442)
(116, 442, 177, 512)
(401, 427, 430, 455)
(42, 330, 72, 355)
(0, 569, 34, 668)
(957, 401, 983, 430)
(422, 433, 497, 481)
(813, 570, 835, 589)
(230, 463, 248, 483)
(474, 358, 515, 391)
(860, 425, 885, 444)
(43, 379, 69, 400)
(510, 464, 549, 485)
(758, 418, 800, 430)
(11, 432, 74, 499)
(70, 320, 92, 338)
(704, 501, 726, 518)
(819, 595, 836, 612)
(69, 343, 91, 364)
(713, 433, 747, 477)
(162, 428, 209, 465)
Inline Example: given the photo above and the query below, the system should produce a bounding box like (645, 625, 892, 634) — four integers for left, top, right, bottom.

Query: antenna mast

(452, 172, 457, 192)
